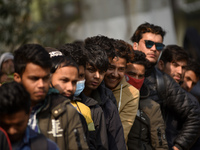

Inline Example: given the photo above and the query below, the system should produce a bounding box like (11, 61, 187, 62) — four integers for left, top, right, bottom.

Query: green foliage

(0, 0, 81, 53)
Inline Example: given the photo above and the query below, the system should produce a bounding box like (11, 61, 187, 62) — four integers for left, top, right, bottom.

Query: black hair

(112, 39, 134, 63)
(50, 55, 79, 74)
(57, 43, 87, 68)
(160, 45, 189, 64)
(0, 81, 30, 115)
(14, 44, 52, 76)
(130, 50, 150, 69)
(84, 44, 109, 72)
(184, 58, 200, 79)
(131, 22, 166, 43)
(85, 35, 116, 59)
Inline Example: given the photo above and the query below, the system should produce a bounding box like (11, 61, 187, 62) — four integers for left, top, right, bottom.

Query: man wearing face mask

(58, 43, 109, 150)
(126, 50, 168, 150)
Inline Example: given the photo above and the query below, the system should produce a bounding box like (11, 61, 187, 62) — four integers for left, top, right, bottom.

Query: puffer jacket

(127, 83, 168, 150)
(36, 90, 89, 150)
(80, 92, 109, 150)
(92, 82, 126, 150)
(112, 76, 139, 143)
(145, 67, 200, 150)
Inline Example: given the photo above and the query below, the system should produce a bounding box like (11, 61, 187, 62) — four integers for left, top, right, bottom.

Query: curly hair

(58, 43, 87, 68)
(129, 50, 150, 69)
(112, 39, 134, 63)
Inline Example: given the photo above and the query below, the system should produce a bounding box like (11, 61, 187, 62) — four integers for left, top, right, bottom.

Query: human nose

(7, 127, 17, 135)
(94, 71, 100, 78)
(187, 81, 193, 91)
(151, 44, 157, 51)
(67, 82, 73, 91)
(38, 79, 44, 87)
(111, 69, 118, 77)
(177, 66, 183, 75)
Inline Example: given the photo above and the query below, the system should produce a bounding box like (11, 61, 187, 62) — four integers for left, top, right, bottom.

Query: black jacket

(80, 92, 109, 150)
(127, 83, 168, 150)
(145, 67, 200, 150)
(0, 127, 11, 150)
(91, 82, 126, 150)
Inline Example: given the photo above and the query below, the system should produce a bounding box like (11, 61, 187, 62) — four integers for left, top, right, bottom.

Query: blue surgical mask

(74, 79, 85, 96)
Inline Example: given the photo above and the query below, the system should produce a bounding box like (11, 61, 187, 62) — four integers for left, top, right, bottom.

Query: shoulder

(47, 139, 60, 150)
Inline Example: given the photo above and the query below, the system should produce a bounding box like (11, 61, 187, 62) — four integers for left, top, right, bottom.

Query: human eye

(87, 67, 95, 73)
(118, 67, 125, 72)
(172, 62, 178, 67)
(108, 65, 115, 70)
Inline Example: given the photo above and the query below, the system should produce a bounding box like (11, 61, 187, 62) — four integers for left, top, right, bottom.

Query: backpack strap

(31, 133, 48, 150)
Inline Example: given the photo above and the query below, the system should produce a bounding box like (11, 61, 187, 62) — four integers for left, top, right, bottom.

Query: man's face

(14, 63, 50, 106)
(1, 59, 14, 75)
(84, 64, 105, 92)
(158, 60, 187, 83)
(133, 33, 163, 64)
(51, 66, 78, 98)
(0, 110, 29, 143)
(126, 63, 145, 79)
(104, 57, 126, 90)
(181, 70, 199, 92)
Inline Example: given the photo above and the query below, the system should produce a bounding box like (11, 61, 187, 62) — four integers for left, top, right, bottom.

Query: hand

(172, 146, 179, 150)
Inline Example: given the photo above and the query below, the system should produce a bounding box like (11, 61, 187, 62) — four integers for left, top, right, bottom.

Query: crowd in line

(0, 22, 200, 150)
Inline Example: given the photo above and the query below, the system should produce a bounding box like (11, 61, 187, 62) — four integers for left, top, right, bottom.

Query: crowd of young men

(1, 22, 200, 150)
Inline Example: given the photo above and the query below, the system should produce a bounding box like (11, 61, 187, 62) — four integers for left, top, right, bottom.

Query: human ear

(133, 42, 138, 50)
(157, 60, 164, 71)
(14, 73, 22, 83)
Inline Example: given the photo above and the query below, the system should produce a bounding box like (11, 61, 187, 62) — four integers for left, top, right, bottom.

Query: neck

(83, 88, 92, 97)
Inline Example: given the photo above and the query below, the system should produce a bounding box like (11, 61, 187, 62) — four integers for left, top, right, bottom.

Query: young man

(131, 22, 200, 150)
(0, 81, 59, 150)
(105, 39, 140, 143)
(181, 58, 200, 92)
(125, 50, 168, 149)
(58, 43, 108, 150)
(13, 44, 88, 150)
(83, 43, 126, 150)
(46, 47, 96, 150)
(85, 36, 140, 144)
(157, 45, 189, 83)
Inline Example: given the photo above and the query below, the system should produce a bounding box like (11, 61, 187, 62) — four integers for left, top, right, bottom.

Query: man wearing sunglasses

(130, 22, 200, 150)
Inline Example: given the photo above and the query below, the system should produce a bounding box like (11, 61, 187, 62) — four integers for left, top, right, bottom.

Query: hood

(0, 52, 14, 68)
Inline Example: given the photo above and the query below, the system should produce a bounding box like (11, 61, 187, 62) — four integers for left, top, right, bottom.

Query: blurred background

(0, 0, 200, 62)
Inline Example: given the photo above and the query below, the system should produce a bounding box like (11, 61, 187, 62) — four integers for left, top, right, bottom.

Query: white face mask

(74, 79, 85, 96)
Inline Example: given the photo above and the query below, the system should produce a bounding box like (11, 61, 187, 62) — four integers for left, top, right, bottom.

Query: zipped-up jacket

(36, 92, 89, 150)
(112, 77, 139, 143)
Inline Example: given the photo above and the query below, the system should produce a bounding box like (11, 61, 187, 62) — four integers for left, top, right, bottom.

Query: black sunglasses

(144, 40, 165, 51)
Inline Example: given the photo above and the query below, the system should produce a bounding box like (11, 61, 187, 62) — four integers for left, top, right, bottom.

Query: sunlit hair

(131, 22, 166, 43)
